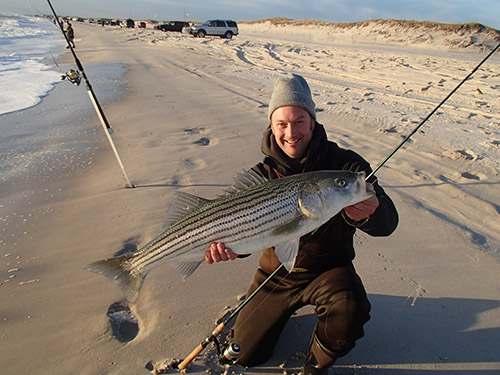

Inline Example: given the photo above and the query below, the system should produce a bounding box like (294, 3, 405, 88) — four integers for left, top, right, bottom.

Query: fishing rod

(177, 263, 284, 369)
(177, 223, 329, 370)
(367, 41, 500, 180)
(177, 218, 332, 370)
(45, 0, 134, 188)
(177, 41, 500, 371)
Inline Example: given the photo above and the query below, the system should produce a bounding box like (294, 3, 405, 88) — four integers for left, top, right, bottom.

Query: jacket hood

(260, 122, 329, 175)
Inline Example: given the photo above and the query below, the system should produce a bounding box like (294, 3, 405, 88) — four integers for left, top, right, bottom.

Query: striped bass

(86, 170, 372, 302)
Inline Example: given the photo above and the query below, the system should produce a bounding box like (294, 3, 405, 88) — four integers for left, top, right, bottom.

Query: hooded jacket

(252, 123, 398, 274)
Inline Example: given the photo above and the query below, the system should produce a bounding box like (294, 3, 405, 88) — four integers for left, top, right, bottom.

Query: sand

(1, 22, 499, 375)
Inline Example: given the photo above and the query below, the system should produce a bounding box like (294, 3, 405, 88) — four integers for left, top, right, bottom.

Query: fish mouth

(355, 171, 371, 197)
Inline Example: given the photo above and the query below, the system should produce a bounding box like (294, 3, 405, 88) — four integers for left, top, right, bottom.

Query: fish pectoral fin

(298, 187, 321, 219)
(274, 239, 300, 272)
(271, 217, 305, 236)
(170, 260, 204, 280)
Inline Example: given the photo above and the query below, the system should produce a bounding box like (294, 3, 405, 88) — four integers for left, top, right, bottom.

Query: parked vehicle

(156, 21, 190, 32)
(126, 19, 135, 28)
(138, 22, 146, 28)
(98, 18, 112, 25)
(190, 20, 238, 39)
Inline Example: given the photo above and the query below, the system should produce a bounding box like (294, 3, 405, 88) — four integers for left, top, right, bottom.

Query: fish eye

(335, 178, 346, 187)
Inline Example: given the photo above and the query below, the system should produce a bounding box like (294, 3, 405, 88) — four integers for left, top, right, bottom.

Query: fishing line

(177, 224, 329, 370)
(178, 42, 500, 370)
(45, 0, 135, 188)
(367, 41, 500, 180)
(220, 224, 331, 330)
(26, 1, 69, 76)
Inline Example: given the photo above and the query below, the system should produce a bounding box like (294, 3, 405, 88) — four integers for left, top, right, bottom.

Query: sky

(2, 0, 499, 30)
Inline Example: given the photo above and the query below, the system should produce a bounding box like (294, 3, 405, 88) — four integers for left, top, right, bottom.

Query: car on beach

(190, 20, 238, 39)
(156, 21, 190, 32)
(126, 19, 135, 28)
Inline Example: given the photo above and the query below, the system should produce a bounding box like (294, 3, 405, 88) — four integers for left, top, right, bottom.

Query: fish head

(298, 170, 373, 219)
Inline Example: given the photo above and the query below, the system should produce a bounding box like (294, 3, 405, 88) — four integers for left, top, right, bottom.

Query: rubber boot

(302, 333, 338, 375)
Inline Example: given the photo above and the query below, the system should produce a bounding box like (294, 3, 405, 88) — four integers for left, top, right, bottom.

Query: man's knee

(315, 290, 370, 353)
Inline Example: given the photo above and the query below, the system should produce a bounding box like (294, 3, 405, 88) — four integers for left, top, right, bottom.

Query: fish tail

(85, 255, 147, 303)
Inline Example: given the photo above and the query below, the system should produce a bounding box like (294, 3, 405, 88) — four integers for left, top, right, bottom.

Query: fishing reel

(219, 342, 241, 365)
(61, 69, 81, 86)
(213, 334, 241, 366)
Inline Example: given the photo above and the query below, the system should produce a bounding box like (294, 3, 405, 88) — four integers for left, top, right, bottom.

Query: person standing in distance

(65, 22, 75, 48)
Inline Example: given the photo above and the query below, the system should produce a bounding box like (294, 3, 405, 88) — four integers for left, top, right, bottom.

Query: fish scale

(86, 170, 370, 302)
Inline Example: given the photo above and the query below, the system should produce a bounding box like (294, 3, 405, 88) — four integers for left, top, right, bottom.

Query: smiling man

(271, 105, 314, 159)
(205, 74, 398, 374)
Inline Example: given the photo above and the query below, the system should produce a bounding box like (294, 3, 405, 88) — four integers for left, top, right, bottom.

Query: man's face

(270, 106, 315, 159)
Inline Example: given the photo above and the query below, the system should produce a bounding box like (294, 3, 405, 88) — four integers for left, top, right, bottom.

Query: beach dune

(1, 21, 499, 374)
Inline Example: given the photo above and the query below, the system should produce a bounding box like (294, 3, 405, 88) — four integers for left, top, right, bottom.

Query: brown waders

(230, 264, 371, 371)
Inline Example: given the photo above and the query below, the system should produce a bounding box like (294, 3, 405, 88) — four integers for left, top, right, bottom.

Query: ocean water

(0, 12, 127, 187)
(0, 13, 65, 115)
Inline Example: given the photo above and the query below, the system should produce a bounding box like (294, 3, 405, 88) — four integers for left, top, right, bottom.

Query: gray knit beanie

(268, 74, 316, 120)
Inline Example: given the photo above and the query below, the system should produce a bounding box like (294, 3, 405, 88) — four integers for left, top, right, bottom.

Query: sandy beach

(1, 21, 499, 375)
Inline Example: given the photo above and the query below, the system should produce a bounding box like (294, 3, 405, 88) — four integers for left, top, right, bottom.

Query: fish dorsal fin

(170, 260, 203, 280)
(274, 239, 300, 272)
(223, 169, 268, 194)
(163, 191, 211, 227)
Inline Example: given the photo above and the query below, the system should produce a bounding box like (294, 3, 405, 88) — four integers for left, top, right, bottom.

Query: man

(205, 74, 398, 374)
(66, 22, 75, 48)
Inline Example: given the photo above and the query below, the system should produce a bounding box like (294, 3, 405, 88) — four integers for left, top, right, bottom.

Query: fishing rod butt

(177, 343, 204, 370)
(177, 322, 226, 370)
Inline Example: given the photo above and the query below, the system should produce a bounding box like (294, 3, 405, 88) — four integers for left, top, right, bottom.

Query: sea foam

(0, 14, 65, 115)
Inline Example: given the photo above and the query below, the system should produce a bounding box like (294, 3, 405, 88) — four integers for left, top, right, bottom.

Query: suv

(156, 21, 190, 32)
(190, 20, 238, 39)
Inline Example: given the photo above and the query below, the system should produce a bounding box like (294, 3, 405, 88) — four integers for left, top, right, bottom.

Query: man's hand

(343, 183, 379, 221)
(204, 242, 238, 264)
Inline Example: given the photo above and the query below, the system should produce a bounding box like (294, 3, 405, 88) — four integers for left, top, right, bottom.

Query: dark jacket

(252, 123, 398, 274)
(66, 26, 74, 39)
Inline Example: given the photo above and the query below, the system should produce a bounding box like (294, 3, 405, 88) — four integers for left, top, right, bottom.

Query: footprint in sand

(184, 127, 211, 146)
(461, 172, 480, 180)
(445, 149, 479, 161)
(379, 126, 399, 134)
(194, 137, 211, 146)
(184, 157, 207, 169)
(184, 127, 205, 134)
(475, 101, 489, 108)
(421, 82, 433, 92)
(107, 302, 139, 342)
(484, 140, 500, 148)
